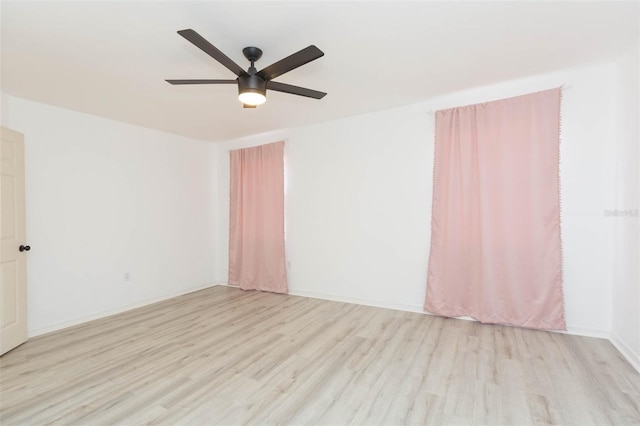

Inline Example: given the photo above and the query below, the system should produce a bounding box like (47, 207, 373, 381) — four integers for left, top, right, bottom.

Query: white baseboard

(559, 326, 610, 339)
(288, 287, 610, 337)
(288, 287, 426, 314)
(610, 332, 640, 373)
(28, 282, 221, 338)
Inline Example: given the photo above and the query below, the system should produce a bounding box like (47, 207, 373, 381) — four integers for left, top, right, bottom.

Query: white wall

(1, 93, 218, 336)
(611, 39, 640, 371)
(216, 106, 433, 311)
(216, 63, 617, 337)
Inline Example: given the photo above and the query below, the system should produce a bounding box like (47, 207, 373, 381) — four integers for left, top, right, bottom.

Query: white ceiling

(1, 1, 638, 143)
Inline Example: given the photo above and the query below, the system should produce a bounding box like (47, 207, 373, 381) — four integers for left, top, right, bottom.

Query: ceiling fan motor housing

(238, 74, 267, 97)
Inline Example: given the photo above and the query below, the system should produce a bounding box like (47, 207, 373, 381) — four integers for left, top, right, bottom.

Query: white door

(0, 126, 28, 356)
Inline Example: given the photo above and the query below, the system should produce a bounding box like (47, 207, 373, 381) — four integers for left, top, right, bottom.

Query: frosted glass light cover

(239, 92, 266, 106)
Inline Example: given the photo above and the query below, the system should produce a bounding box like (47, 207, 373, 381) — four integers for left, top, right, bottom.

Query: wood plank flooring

(1, 285, 639, 425)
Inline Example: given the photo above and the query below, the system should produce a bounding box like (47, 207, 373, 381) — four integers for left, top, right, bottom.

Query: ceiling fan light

(238, 90, 266, 106)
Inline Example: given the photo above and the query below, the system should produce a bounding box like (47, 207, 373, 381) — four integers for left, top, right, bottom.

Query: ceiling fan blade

(166, 79, 237, 85)
(177, 29, 247, 77)
(257, 45, 324, 81)
(243, 104, 257, 109)
(266, 81, 327, 99)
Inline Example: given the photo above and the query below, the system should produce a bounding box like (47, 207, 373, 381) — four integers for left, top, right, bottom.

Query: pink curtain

(229, 141, 287, 294)
(425, 88, 565, 330)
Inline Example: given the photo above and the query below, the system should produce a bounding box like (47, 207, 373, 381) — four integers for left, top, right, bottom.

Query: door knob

(19, 245, 30, 252)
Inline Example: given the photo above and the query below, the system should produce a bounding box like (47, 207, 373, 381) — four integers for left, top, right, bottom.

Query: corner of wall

(610, 332, 640, 373)
(609, 38, 640, 373)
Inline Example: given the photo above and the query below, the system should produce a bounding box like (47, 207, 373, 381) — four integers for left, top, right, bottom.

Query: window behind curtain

(229, 141, 287, 294)
(425, 88, 565, 330)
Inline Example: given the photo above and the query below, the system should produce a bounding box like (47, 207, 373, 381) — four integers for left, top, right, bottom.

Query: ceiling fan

(166, 29, 327, 108)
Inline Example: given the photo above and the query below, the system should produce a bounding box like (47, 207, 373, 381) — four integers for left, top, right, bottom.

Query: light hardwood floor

(1, 285, 639, 425)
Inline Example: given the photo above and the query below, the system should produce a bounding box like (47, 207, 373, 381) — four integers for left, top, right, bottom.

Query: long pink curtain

(229, 141, 287, 294)
(425, 88, 565, 330)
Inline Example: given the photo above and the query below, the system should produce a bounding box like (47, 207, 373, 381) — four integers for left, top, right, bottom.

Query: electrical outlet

(124, 272, 130, 281)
